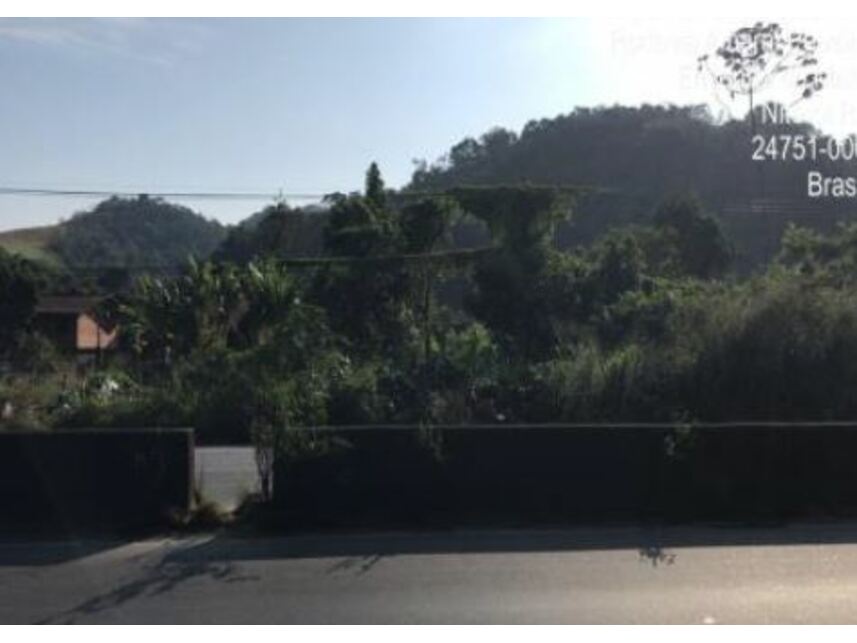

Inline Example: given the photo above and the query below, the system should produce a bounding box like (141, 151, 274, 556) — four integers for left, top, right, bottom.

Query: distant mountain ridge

(0, 196, 226, 276)
(408, 103, 857, 269)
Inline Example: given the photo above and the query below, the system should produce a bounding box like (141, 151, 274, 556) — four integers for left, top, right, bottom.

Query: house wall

(76, 314, 117, 351)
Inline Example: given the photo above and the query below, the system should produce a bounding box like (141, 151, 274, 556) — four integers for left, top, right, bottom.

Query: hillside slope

(1, 196, 227, 276)
(410, 103, 857, 269)
(51, 195, 226, 270)
(0, 225, 61, 266)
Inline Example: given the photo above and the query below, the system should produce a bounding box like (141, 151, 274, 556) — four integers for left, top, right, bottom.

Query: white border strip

(1, 2, 855, 19)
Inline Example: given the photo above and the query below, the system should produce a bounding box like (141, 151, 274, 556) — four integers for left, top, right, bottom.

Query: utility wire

(0, 187, 325, 200)
(0, 183, 603, 201)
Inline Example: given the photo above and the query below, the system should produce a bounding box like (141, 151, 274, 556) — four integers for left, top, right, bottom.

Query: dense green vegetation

(411, 103, 857, 271)
(213, 203, 327, 263)
(1, 195, 227, 294)
(5, 156, 857, 447)
(49, 195, 226, 277)
(0, 248, 41, 355)
(5, 98, 857, 451)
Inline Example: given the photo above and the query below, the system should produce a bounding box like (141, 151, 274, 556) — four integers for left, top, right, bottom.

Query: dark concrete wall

(273, 423, 857, 526)
(0, 428, 193, 531)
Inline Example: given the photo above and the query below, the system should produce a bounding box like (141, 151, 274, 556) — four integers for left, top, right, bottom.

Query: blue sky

(2, 17, 856, 230)
(0, 18, 595, 229)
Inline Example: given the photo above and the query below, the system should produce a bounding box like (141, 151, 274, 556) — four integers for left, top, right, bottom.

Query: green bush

(677, 274, 857, 420)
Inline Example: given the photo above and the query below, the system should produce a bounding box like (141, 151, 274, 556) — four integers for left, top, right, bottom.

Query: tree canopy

(411, 103, 857, 271)
(0, 248, 41, 353)
(51, 195, 226, 272)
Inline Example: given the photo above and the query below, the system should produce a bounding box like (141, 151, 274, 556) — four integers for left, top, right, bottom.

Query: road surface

(7, 524, 857, 623)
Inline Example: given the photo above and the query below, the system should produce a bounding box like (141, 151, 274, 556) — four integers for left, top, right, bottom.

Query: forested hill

(49, 196, 226, 271)
(409, 104, 857, 268)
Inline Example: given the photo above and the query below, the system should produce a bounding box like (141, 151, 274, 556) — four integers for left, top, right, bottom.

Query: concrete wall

(273, 423, 857, 526)
(0, 428, 193, 531)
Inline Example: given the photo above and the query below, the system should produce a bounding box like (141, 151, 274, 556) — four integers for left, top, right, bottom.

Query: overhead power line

(0, 187, 326, 200)
(0, 183, 603, 201)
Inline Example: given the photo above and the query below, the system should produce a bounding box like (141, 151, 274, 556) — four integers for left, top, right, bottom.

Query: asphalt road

(7, 524, 857, 623)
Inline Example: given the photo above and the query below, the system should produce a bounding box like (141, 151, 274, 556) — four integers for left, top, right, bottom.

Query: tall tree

(652, 196, 732, 279)
(313, 164, 411, 355)
(451, 186, 575, 360)
(0, 248, 39, 353)
(400, 197, 457, 362)
(365, 161, 386, 210)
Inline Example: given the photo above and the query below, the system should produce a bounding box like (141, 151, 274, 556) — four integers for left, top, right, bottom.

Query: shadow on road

(38, 555, 259, 624)
(16, 521, 857, 623)
(161, 521, 857, 567)
(0, 539, 127, 567)
(638, 545, 676, 566)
